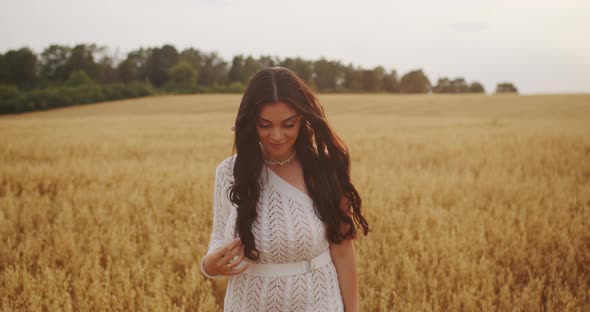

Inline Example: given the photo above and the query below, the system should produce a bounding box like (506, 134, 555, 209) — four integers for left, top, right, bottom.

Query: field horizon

(2, 93, 590, 120)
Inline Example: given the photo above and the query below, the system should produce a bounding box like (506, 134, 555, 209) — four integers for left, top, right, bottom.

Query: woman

(200, 67, 369, 311)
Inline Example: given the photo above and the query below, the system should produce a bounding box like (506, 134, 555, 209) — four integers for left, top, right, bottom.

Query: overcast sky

(1, 0, 588, 94)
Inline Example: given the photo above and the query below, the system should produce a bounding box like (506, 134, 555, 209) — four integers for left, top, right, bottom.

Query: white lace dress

(201, 155, 344, 311)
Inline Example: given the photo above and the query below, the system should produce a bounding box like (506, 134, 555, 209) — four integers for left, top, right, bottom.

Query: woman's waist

(242, 249, 332, 277)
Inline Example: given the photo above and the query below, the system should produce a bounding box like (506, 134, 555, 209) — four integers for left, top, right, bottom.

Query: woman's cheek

(256, 128, 267, 138)
(289, 129, 298, 140)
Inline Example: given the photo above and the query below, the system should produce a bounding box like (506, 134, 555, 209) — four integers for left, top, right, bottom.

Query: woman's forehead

(257, 102, 298, 121)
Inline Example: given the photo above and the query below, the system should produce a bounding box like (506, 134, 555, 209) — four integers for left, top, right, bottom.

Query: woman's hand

(202, 238, 249, 276)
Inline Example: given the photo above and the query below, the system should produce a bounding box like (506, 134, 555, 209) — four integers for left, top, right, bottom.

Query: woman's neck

(262, 148, 296, 162)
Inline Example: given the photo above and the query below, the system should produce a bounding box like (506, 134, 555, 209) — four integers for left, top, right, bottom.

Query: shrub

(1, 83, 154, 115)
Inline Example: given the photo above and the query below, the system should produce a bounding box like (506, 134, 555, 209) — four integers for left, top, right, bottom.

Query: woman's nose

(270, 127, 283, 141)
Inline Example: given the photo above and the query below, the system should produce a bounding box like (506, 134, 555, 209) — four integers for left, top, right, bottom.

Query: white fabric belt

(242, 250, 332, 277)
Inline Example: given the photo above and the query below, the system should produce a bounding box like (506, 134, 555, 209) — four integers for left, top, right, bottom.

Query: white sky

(1, 0, 589, 94)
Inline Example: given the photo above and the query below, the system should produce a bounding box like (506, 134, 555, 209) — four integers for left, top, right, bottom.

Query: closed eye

(258, 124, 295, 129)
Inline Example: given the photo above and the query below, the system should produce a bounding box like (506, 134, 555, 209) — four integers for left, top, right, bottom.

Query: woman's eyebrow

(257, 114, 298, 123)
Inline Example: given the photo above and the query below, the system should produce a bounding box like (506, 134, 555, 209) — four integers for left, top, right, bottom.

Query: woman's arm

(329, 196, 359, 312)
(201, 162, 231, 278)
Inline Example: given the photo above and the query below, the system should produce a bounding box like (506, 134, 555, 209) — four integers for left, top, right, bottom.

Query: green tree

(64, 44, 99, 80)
(145, 44, 179, 87)
(400, 69, 431, 93)
(0, 53, 7, 84)
(362, 66, 386, 92)
(381, 70, 400, 93)
(258, 55, 280, 68)
(313, 58, 342, 91)
(39, 44, 71, 81)
(243, 56, 262, 82)
(228, 55, 263, 84)
(469, 82, 485, 93)
(433, 77, 452, 93)
(228, 54, 247, 83)
(342, 64, 363, 91)
(433, 77, 469, 93)
(0, 84, 20, 114)
(168, 61, 197, 89)
(117, 59, 136, 83)
(4, 47, 37, 87)
(179, 48, 202, 70)
(66, 70, 94, 86)
(280, 57, 313, 84)
(96, 56, 116, 83)
(496, 82, 518, 93)
(198, 52, 228, 86)
(451, 78, 468, 93)
(117, 48, 150, 83)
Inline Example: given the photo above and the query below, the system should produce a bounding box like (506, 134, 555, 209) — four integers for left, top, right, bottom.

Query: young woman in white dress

(201, 67, 369, 311)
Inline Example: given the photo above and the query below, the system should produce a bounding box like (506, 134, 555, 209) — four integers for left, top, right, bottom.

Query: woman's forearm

(330, 239, 359, 312)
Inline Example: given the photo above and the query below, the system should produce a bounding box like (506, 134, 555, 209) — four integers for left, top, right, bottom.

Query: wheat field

(0, 94, 589, 311)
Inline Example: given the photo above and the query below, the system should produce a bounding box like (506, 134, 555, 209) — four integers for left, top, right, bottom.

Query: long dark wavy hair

(229, 67, 369, 261)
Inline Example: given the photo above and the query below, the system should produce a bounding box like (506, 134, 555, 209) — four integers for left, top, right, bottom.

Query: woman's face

(256, 101, 302, 161)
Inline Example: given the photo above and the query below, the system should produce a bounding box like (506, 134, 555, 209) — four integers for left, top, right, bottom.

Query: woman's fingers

(226, 245, 246, 269)
(214, 238, 241, 259)
(225, 246, 250, 275)
(222, 242, 243, 262)
(206, 239, 251, 276)
(227, 262, 249, 275)
(227, 249, 249, 275)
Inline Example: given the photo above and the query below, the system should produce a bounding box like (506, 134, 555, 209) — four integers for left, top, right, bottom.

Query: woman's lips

(270, 143, 284, 148)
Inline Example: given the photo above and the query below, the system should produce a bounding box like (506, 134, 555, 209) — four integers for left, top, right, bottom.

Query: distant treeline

(0, 44, 518, 114)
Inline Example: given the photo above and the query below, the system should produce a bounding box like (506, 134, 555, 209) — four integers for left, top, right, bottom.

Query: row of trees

(0, 43, 519, 114)
(1, 43, 518, 94)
